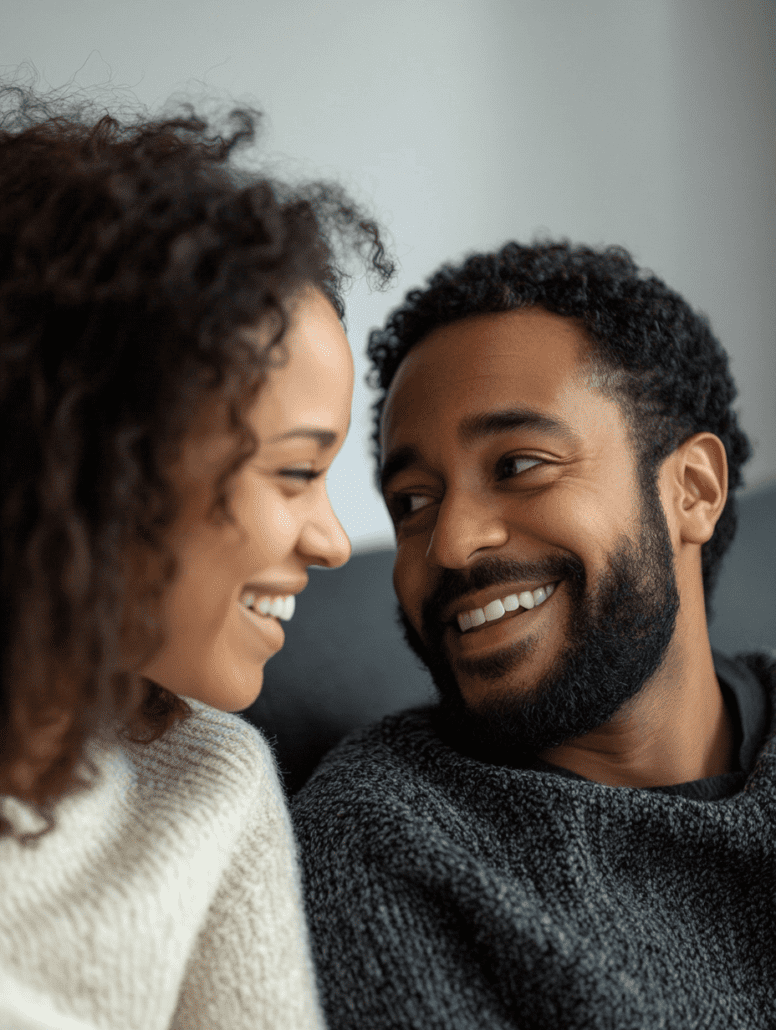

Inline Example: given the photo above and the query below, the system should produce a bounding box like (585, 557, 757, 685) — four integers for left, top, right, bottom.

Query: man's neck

(538, 640, 735, 788)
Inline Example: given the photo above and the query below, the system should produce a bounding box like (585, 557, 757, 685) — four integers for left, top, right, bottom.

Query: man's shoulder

(293, 649, 776, 826)
(290, 703, 569, 839)
(295, 705, 442, 798)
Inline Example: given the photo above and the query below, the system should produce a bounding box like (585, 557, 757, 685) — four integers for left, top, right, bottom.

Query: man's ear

(662, 433, 728, 546)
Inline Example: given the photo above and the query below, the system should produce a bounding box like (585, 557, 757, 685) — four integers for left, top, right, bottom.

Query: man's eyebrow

(459, 408, 580, 446)
(380, 409, 579, 493)
(265, 428, 338, 448)
(380, 445, 418, 495)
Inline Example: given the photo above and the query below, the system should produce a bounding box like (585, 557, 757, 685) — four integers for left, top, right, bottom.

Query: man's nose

(425, 490, 509, 569)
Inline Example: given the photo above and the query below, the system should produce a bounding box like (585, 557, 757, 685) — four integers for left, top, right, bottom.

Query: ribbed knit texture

(0, 701, 324, 1030)
(293, 653, 776, 1029)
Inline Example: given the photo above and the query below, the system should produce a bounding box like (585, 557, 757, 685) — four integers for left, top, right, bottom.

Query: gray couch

(243, 481, 776, 795)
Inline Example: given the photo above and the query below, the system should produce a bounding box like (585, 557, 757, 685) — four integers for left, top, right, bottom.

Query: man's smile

(442, 580, 562, 658)
(450, 581, 558, 633)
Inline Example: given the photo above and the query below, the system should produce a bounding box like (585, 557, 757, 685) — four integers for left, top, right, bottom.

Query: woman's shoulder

(0, 706, 308, 1030)
(2, 703, 286, 846)
(120, 701, 287, 825)
(143, 699, 277, 773)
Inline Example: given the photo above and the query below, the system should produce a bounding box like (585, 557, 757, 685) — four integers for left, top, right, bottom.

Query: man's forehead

(418, 305, 587, 349)
(382, 308, 593, 431)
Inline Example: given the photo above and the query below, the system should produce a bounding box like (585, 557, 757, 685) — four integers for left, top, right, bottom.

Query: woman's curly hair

(367, 240, 751, 608)
(0, 84, 394, 837)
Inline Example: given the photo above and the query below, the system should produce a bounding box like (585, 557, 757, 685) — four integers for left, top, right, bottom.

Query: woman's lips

(239, 599, 286, 652)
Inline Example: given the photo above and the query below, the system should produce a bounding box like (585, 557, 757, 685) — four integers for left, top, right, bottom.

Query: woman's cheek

(237, 479, 297, 566)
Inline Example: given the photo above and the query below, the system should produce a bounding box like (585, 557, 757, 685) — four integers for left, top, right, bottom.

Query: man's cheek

(394, 579, 424, 638)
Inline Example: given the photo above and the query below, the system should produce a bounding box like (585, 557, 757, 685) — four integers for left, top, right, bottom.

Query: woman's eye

(280, 468, 322, 483)
(497, 455, 542, 480)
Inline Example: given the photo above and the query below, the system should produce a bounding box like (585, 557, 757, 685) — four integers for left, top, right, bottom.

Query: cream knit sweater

(0, 700, 324, 1030)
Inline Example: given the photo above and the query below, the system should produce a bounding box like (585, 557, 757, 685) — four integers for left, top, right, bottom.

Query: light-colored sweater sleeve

(0, 701, 324, 1030)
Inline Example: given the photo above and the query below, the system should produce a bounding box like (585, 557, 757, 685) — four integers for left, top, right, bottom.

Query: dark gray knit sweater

(292, 653, 776, 1029)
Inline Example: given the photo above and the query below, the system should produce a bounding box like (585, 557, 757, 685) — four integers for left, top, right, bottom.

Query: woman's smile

(237, 588, 302, 651)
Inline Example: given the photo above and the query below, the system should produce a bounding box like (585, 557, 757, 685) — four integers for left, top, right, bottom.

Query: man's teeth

(239, 593, 295, 621)
(456, 582, 556, 633)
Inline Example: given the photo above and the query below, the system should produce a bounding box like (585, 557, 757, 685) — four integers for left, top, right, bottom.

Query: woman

(0, 85, 392, 1029)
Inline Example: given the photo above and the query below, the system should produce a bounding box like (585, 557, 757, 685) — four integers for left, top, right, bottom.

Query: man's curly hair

(367, 240, 751, 608)
(0, 84, 393, 837)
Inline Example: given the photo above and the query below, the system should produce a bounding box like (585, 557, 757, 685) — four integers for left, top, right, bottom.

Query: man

(292, 242, 775, 1029)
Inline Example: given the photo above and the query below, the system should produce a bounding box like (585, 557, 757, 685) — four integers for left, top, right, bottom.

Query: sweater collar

(713, 650, 772, 775)
(525, 651, 773, 798)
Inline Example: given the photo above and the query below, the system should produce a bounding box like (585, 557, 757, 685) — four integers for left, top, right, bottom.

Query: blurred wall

(3, 0, 774, 550)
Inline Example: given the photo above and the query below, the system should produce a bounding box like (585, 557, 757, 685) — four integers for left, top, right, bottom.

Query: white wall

(3, 0, 774, 550)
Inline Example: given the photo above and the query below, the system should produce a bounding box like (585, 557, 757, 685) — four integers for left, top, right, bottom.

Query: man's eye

(497, 455, 542, 480)
(390, 493, 433, 522)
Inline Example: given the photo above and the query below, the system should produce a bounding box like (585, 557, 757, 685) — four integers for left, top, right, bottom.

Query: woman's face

(140, 287, 353, 711)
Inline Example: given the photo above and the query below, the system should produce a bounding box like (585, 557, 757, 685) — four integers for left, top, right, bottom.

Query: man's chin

(438, 665, 630, 760)
(397, 569, 679, 761)
(397, 607, 580, 757)
(437, 652, 615, 759)
(448, 640, 573, 748)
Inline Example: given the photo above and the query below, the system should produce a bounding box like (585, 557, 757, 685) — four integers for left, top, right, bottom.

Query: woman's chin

(193, 666, 267, 712)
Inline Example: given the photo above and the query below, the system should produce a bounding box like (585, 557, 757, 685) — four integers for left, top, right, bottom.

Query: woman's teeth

(456, 582, 556, 633)
(240, 593, 295, 621)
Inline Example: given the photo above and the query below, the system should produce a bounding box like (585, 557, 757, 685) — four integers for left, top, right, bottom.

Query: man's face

(380, 307, 680, 756)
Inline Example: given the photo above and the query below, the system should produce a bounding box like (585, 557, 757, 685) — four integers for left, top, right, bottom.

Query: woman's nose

(299, 491, 352, 569)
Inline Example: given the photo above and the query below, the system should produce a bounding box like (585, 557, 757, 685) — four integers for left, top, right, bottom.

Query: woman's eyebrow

(266, 428, 338, 448)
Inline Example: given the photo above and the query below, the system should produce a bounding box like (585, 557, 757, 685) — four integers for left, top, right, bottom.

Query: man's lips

(439, 581, 560, 658)
(442, 581, 560, 628)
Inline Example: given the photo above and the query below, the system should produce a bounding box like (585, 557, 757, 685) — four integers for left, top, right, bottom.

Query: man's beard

(398, 478, 681, 762)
